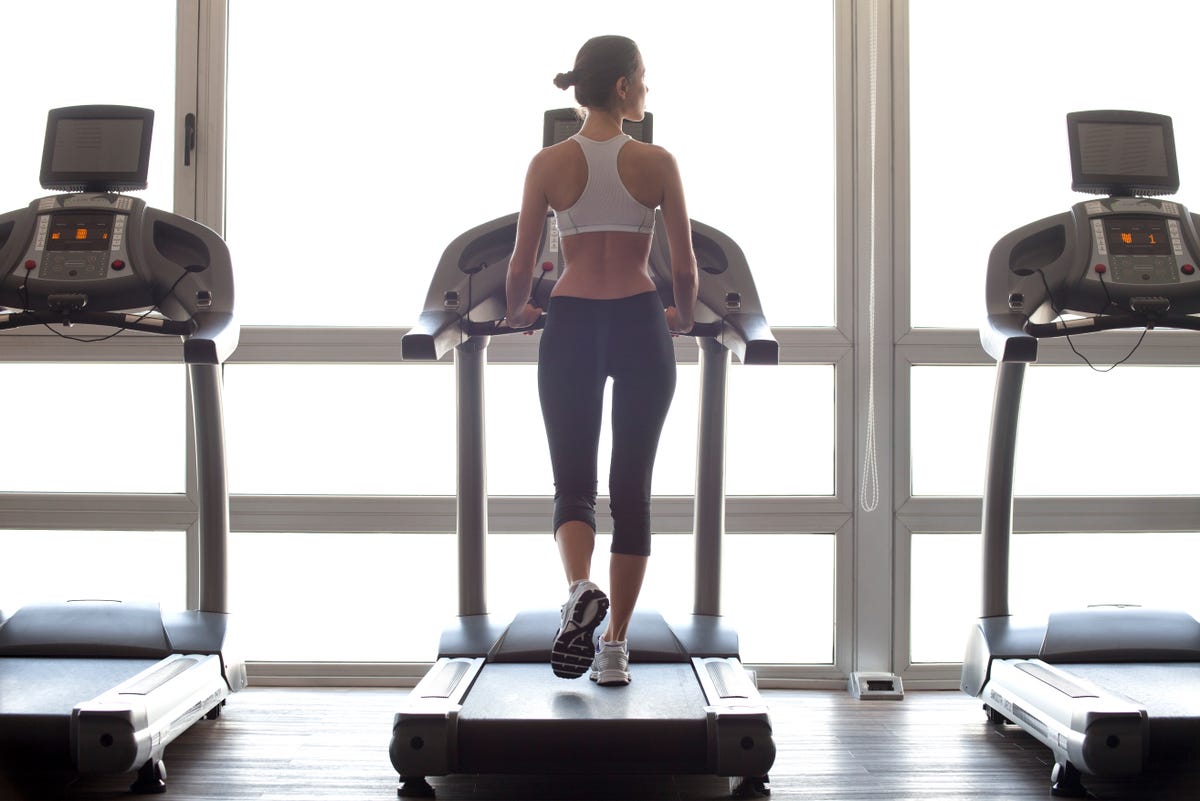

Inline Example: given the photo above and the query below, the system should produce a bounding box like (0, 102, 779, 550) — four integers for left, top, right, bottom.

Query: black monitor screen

(40, 106, 154, 192)
(543, 108, 653, 147)
(1067, 110, 1178, 196)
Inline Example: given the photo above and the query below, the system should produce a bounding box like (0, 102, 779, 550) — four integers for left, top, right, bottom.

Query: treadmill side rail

(983, 659, 1147, 779)
(72, 653, 231, 774)
(390, 657, 484, 777)
(692, 657, 776, 778)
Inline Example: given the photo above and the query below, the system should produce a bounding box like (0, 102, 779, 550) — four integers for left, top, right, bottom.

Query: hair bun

(553, 70, 575, 90)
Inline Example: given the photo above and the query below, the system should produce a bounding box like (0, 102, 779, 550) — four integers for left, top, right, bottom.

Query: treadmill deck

(456, 662, 710, 774)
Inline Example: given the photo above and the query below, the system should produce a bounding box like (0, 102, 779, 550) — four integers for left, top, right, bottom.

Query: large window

(903, 0, 1200, 679)
(911, 531, 1200, 664)
(0, 530, 185, 613)
(0, 1, 176, 214)
(0, 2, 842, 676)
(0, 3, 181, 619)
(909, 0, 1200, 329)
(910, 364, 1200, 497)
(224, 1, 842, 672)
(225, 2, 835, 328)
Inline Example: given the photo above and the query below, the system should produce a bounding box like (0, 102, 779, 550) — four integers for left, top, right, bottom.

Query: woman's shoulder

(622, 139, 679, 177)
(529, 138, 583, 174)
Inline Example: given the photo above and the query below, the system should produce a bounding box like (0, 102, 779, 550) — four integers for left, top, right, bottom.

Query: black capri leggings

(538, 291, 677, 557)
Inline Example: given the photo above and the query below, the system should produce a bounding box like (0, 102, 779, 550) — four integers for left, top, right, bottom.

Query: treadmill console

(982, 110, 1200, 362)
(0, 105, 237, 364)
(1080, 198, 1200, 292)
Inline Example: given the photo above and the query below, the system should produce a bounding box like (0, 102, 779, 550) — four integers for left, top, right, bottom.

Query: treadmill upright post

(981, 360, 1025, 620)
(455, 337, 489, 617)
(189, 363, 230, 615)
(694, 337, 730, 618)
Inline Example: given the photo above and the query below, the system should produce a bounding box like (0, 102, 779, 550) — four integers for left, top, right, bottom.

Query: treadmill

(961, 110, 1200, 796)
(391, 110, 778, 798)
(0, 106, 243, 793)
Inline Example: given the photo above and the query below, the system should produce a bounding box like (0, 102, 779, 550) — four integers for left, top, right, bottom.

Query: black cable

(21, 265, 194, 344)
(1034, 268, 1149, 373)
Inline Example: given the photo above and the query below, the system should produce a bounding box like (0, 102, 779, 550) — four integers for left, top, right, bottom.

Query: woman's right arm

(505, 153, 551, 328)
(659, 150, 698, 333)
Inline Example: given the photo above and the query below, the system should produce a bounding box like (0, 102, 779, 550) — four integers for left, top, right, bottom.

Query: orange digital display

(1104, 218, 1171, 256)
(44, 212, 115, 252)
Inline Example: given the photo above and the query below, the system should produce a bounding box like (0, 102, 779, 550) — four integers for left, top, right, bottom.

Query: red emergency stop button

(1183, 264, 1195, 275)
(24, 260, 35, 270)
(541, 261, 554, 271)
(1094, 264, 1107, 274)
(111, 260, 126, 271)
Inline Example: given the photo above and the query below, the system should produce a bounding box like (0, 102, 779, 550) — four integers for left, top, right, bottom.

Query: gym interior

(1, 2, 1199, 799)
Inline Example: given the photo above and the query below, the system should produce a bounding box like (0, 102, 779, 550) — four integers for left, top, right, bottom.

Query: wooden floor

(3, 687, 1200, 800)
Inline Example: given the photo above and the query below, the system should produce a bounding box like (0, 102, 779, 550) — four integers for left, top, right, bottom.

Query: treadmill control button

(24, 259, 36, 270)
(1183, 264, 1195, 275)
(1094, 263, 1107, 274)
(541, 261, 554, 271)
(111, 260, 126, 271)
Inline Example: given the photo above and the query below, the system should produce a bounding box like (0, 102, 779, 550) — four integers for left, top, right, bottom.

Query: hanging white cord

(859, 0, 880, 513)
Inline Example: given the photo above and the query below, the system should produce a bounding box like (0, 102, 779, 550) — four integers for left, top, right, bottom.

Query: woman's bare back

(538, 136, 667, 299)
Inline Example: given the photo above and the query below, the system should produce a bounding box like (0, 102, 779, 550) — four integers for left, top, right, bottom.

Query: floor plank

(3, 688, 1199, 800)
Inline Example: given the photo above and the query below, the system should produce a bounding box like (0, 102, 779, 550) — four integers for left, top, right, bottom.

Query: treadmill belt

(0, 657, 160, 752)
(457, 662, 709, 774)
(1059, 663, 1200, 719)
(1060, 662, 1200, 760)
(0, 657, 160, 715)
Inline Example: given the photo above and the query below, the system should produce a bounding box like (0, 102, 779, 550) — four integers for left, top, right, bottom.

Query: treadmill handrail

(0, 309, 195, 336)
(419, 313, 778, 365)
(1022, 312, 1200, 337)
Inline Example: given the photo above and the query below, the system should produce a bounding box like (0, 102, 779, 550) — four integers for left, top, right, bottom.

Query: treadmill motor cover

(0, 601, 173, 658)
(1041, 607, 1200, 663)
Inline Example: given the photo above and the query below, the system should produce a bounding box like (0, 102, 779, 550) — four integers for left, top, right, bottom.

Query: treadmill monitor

(543, 107, 653, 147)
(40, 105, 154, 192)
(1067, 110, 1178, 196)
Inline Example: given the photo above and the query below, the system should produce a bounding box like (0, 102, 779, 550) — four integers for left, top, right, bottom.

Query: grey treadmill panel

(457, 663, 708, 774)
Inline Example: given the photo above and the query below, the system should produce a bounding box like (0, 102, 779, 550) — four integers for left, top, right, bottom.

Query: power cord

(1034, 268, 1149, 372)
(18, 264, 195, 344)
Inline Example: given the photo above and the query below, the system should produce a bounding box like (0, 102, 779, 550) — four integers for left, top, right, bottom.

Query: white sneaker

(551, 580, 609, 679)
(590, 639, 631, 686)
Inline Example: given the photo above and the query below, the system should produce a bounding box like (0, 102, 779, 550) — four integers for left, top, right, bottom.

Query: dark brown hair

(553, 35, 641, 111)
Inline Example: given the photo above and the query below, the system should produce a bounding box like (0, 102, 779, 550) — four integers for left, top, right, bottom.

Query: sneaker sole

(551, 588, 609, 678)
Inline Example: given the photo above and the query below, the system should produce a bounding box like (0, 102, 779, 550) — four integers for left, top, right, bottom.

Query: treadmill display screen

(1104, 217, 1171, 256)
(50, 118, 145, 174)
(45, 213, 114, 252)
(1077, 122, 1171, 181)
(39, 106, 155, 192)
(1067, 111, 1179, 196)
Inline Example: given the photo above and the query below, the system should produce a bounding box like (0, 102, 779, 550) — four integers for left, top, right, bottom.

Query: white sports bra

(554, 133, 656, 237)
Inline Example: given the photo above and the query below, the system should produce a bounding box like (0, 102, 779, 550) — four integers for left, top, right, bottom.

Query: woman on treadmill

(504, 35, 698, 686)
